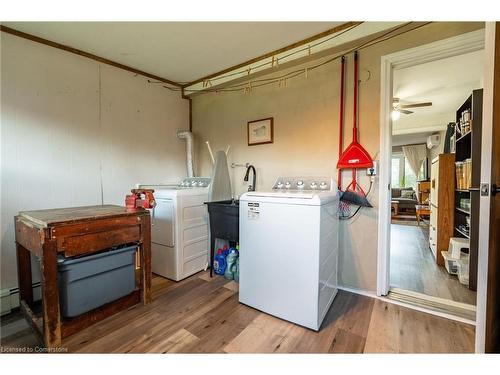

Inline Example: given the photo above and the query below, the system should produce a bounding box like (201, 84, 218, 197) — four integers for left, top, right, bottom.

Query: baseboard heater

(0, 282, 42, 316)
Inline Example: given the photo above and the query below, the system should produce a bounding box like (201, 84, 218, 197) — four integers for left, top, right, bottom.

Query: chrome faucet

(244, 165, 256, 192)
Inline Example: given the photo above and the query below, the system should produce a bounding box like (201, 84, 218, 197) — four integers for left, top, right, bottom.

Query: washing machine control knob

(276, 182, 284, 189)
(296, 180, 304, 188)
(285, 181, 292, 189)
(310, 182, 318, 189)
(319, 182, 328, 190)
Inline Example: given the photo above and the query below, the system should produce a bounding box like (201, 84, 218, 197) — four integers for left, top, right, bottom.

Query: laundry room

(2, 2, 500, 369)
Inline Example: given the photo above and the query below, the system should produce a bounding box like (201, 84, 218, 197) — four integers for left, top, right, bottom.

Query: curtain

(402, 144, 427, 177)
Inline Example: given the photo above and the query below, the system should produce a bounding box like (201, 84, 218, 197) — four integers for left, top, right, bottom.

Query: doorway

(377, 29, 485, 319)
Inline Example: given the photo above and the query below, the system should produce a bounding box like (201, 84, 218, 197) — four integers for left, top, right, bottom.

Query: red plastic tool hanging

(337, 51, 373, 208)
(337, 51, 373, 170)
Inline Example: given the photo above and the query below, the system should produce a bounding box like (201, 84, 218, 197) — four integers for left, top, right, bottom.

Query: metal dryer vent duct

(177, 130, 194, 178)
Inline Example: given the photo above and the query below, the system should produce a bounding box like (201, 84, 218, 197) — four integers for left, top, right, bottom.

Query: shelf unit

(455, 226, 470, 239)
(455, 207, 470, 215)
(456, 130, 471, 143)
(453, 89, 483, 291)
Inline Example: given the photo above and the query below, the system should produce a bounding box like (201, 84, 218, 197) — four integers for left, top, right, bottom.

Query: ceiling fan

(392, 97, 432, 115)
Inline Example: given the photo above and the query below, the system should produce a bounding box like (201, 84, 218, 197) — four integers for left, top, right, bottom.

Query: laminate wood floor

(0, 271, 475, 353)
(390, 223, 476, 305)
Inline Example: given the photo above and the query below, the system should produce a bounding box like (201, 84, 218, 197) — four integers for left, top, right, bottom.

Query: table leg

(210, 234, 216, 278)
(16, 243, 33, 306)
(40, 239, 61, 348)
(141, 214, 152, 305)
(416, 211, 420, 225)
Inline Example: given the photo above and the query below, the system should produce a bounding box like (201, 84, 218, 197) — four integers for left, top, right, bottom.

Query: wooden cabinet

(15, 205, 152, 348)
(429, 154, 455, 266)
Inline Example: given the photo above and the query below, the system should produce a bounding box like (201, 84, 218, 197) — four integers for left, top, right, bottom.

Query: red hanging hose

(353, 51, 359, 144)
(337, 50, 373, 171)
(339, 51, 373, 208)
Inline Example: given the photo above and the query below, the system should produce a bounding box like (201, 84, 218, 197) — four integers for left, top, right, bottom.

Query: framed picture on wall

(247, 117, 274, 146)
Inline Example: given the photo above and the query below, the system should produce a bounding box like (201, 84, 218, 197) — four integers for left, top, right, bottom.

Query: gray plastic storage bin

(57, 245, 137, 318)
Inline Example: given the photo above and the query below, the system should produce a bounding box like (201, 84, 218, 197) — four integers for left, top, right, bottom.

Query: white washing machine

(239, 177, 339, 331)
(138, 177, 211, 281)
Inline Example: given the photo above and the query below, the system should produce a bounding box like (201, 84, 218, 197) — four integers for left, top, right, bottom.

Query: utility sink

(205, 199, 239, 276)
(206, 199, 239, 240)
(207, 198, 239, 207)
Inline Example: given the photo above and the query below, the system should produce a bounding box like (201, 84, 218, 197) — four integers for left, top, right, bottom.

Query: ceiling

(3, 22, 342, 83)
(392, 49, 484, 135)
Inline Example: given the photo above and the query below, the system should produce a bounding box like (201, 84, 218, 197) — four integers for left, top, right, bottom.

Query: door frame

(377, 28, 486, 297)
(475, 22, 497, 353)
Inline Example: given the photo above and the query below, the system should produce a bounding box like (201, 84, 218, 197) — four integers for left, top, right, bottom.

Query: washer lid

(137, 184, 209, 198)
(240, 190, 338, 206)
(152, 187, 209, 198)
(244, 191, 315, 199)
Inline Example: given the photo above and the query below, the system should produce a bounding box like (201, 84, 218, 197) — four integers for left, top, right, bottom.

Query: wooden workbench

(15, 205, 151, 348)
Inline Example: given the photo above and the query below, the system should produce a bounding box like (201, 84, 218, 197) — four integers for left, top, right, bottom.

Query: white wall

(392, 132, 433, 147)
(0, 33, 189, 290)
(192, 22, 484, 292)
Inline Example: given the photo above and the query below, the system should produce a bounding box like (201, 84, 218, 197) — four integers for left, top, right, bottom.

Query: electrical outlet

(367, 161, 378, 176)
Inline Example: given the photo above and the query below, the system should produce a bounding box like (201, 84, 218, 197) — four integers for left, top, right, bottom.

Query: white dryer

(239, 177, 339, 331)
(138, 177, 211, 281)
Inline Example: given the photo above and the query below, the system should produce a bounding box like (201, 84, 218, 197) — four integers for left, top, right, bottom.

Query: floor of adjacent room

(390, 222, 476, 305)
(1, 271, 475, 353)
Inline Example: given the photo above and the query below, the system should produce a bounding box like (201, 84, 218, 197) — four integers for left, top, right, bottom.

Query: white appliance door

(239, 199, 320, 330)
(152, 198, 175, 247)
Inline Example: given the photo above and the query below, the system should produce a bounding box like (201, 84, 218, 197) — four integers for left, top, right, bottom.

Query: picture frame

(247, 117, 274, 146)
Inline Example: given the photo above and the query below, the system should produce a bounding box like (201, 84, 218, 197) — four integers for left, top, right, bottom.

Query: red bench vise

(125, 189, 156, 210)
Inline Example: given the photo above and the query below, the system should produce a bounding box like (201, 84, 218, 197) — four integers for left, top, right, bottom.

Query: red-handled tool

(337, 55, 346, 191)
(337, 51, 373, 207)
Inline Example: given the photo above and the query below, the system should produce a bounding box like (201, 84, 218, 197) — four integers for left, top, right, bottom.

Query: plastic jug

(214, 249, 227, 275)
(233, 257, 239, 283)
(224, 248, 239, 280)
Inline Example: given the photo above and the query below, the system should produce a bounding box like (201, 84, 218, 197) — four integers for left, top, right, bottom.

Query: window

(391, 157, 401, 188)
(391, 153, 417, 189)
(404, 158, 417, 189)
